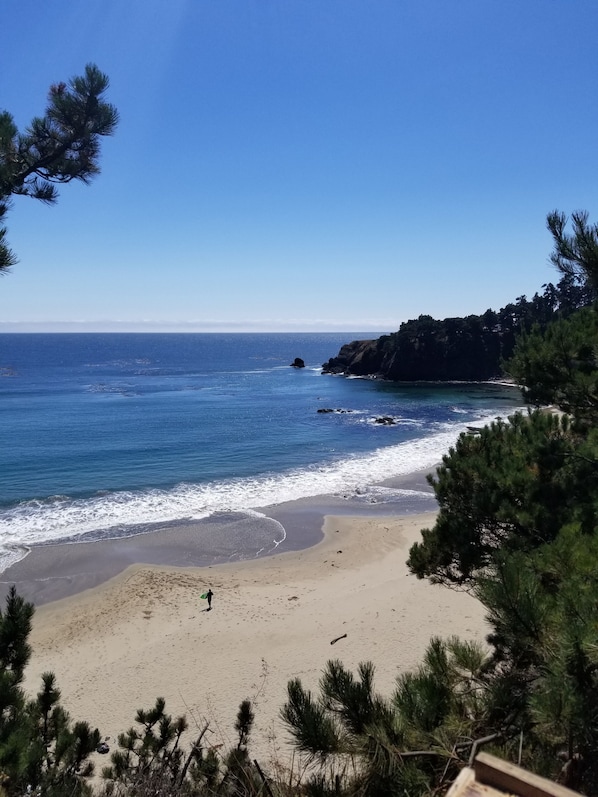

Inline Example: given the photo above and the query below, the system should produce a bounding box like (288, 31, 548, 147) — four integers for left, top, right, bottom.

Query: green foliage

(281, 677, 342, 761)
(102, 697, 192, 794)
(508, 307, 598, 424)
(474, 526, 598, 790)
(547, 210, 598, 292)
(509, 212, 598, 422)
(281, 642, 506, 796)
(101, 697, 262, 797)
(0, 588, 100, 796)
(0, 63, 118, 273)
(407, 410, 592, 585)
(0, 585, 33, 721)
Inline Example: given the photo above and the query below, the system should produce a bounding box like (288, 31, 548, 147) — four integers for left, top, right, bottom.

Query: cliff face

(322, 337, 503, 380)
(321, 339, 381, 376)
(322, 317, 511, 381)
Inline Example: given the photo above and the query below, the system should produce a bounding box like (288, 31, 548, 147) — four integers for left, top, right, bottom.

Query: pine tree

(0, 64, 118, 273)
(406, 410, 588, 586)
(508, 307, 598, 424)
(101, 697, 262, 797)
(0, 587, 101, 796)
(547, 210, 598, 292)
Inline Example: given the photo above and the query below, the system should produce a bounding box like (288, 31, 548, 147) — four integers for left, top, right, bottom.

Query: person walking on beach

(206, 588, 213, 610)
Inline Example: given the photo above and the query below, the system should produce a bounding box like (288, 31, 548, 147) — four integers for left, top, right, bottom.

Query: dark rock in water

(374, 416, 396, 425)
(317, 408, 354, 414)
(290, 357, 305, 368)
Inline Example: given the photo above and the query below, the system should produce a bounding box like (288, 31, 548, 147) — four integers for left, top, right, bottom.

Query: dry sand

(22, 511, 487, 767)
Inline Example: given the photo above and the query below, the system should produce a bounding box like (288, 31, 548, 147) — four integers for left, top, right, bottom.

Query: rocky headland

(322, 278, 593, 382)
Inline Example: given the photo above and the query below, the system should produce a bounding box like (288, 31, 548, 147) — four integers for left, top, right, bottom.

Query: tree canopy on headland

(323, 217, 595, 382)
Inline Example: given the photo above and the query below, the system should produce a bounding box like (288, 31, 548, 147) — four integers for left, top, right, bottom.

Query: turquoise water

(0, 333, 521, 569)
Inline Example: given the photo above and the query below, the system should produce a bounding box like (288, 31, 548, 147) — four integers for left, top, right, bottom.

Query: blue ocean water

(0, 333, 522, 571)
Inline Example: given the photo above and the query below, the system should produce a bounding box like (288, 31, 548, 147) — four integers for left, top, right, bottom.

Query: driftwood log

(330, 633, 347, 645)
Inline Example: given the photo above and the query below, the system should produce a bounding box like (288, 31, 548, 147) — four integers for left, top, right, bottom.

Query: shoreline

(1, 468, 437, 606)
(22, 508, 489, 768)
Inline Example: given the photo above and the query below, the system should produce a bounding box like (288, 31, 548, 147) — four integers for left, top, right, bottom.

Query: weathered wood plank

(474, 753, 580, 797)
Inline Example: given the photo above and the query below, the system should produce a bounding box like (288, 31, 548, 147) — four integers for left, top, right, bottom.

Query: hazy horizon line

(0, 321, 394, 334)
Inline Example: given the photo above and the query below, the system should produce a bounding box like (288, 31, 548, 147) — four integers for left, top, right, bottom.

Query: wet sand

(1, 468, 436, 606)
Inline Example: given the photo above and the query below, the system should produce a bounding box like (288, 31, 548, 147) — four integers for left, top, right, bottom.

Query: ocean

(0, 333, 522, 572)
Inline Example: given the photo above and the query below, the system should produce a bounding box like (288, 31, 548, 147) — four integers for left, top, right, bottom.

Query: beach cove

(0, 334, 508, 767)
(0, 333, 522, 572)
(16, 506, 488, 767)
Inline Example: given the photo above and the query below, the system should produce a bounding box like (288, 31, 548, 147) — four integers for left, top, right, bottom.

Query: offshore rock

(290, 357, 305, 368)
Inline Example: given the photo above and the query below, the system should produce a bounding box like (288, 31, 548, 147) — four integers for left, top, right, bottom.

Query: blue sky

(1, 0, 596, 332)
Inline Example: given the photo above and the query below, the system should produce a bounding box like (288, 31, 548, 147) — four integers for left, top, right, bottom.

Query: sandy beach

(18, 510, 488, 769)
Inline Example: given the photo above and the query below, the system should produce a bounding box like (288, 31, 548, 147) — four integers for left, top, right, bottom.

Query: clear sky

(1, 0, 596, 332)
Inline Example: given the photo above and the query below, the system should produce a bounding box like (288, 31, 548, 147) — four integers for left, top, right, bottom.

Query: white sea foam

(0, 408, 509, 570)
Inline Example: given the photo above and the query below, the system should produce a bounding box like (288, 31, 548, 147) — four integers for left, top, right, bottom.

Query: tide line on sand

(21, 510, 488, 765)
